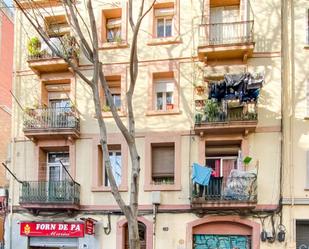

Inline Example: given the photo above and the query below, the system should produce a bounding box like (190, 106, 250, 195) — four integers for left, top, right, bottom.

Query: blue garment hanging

(192, 163, 212, 186)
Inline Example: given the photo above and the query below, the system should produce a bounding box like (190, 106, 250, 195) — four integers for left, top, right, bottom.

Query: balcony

(194, 73, 263, 134)
(19, 0, 61, 9)
(23, 107, 80, 140)
(198, 20, 254, 62)
(20, 181, 80, 211)
(194, 101, 258, 134)
(191, 175, 257, 210)
(27, 36, 78, 75)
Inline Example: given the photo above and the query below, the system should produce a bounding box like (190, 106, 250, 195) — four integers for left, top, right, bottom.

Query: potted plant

(102, 105, 111, 112)
(166, 103, 174, 110)
(27, 37, 41, 58)
(204, 99, 219, 122)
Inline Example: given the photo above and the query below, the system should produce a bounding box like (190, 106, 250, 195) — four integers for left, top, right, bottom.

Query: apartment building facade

(9, 0, 283, 248)
(281, 1, 309, 249)
(0, 0, 14, 247)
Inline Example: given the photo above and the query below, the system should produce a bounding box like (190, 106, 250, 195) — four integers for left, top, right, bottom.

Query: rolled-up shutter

(296, 220, 309, 248)
(152, 143, 175, 177)
(30, 237, 78, 247)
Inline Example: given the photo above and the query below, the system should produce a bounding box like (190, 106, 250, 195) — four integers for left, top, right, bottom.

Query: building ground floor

(282, 204, 309, 249)
(3, 210, 290, 249)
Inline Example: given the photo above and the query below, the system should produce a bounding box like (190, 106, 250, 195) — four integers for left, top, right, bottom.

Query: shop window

(151, 143, 175, 185)
(98, 144, 123, 187)
(125, 222, 147, 249)
(296, 220, 309, 249)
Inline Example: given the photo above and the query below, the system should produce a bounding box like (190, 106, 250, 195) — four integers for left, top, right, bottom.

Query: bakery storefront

(20, 222, 87, 249)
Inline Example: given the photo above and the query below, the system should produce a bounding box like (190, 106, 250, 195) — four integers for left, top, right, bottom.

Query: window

(125, 222, 146, 249)
(144, 134, 181, 191)
(154, 79, 174, 111)
(101, 8, 125, 44)
(296, 220, 309, 249)
(106, 18, 121, 42)
(154, 8, 174, 38)
(97, 143, 126, 190)
(147, 65, 179, 115)
(205, 140, 241, 179)
(45, 15, 70, 37)
(105, 145, 122, 187)
(102, 76, 122, 112)
(209, 6, 240, 45)
(47, 152, 70, 181)
(151, 143, 175, 185)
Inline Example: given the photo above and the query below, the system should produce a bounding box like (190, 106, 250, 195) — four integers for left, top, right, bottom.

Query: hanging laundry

(192, 163, 212, 186)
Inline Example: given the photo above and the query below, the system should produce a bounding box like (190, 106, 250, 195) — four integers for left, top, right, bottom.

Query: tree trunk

(128, 219, 141, 249)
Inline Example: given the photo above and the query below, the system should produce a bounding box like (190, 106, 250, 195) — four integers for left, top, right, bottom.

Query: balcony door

(47, 152, 70, 201)
(209, 6, 240, 45)
(49, 99, 70, 128)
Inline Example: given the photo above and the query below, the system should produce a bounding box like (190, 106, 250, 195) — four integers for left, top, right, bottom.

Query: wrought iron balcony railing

(192, 176, 257, 202)
(199, 20, 254, 47)
(20, 180, 80, 205)
(195, 106, 258, 125)
(23, 107, 80, 131)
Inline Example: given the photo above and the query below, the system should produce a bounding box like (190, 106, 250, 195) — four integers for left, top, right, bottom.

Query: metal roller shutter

(296, 220, 309, 248)
(29, 237, 78, 247)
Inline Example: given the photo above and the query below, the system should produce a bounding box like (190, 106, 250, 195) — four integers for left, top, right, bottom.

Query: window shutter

(155, 81, 174, 92)
(296, 221, 309, 248)
(152, 144, 175, 177)
(154, 8, 174, 17)
(106, 18, 121, 29)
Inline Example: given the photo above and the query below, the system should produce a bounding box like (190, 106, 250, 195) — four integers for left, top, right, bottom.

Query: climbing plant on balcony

(27, 37, 41, 57)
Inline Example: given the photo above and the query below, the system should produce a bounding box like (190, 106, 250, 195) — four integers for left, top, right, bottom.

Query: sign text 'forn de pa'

(20, 222, 85, 237)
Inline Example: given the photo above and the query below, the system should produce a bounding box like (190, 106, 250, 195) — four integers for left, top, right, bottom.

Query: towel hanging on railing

(192, 163, 212, 186)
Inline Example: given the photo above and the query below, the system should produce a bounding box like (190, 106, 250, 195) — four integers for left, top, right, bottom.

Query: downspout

(152, 204, 158, 249)
(281, 0, 294, 243)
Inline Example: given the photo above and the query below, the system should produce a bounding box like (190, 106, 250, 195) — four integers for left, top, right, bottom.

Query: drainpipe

(152, 204, 158, 249)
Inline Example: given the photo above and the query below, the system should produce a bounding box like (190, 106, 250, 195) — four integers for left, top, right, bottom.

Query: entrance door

(47, 152, 70, 201)
(194, 234, 251, 249)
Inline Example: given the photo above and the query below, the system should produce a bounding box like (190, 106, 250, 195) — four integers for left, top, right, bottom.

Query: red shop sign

(85, 218, 95, 235)
(20, 222, 85, 237)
